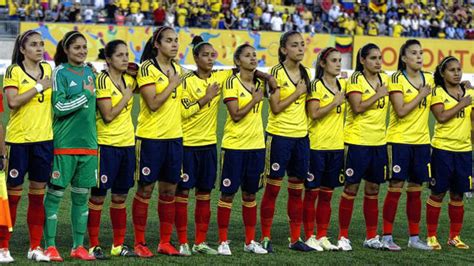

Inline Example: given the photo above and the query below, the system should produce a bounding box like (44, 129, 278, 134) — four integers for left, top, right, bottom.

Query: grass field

(1, 77, 473, 264)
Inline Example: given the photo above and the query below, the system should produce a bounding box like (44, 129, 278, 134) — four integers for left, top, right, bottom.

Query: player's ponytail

(434, 56, 458, 88)
(355, 43, 379, 72)
(278, 30, 300, 63)
(11, 30, 41, 64)
(191, 35, 211, 56)
(314, 47, 338, 80)
(140, 26, 173, 63)
(299, 64, 311, 93)
(54, 31, 86, 66)
(397, 39, 421, 71)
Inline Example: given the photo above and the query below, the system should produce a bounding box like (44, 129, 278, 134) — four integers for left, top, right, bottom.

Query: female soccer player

(216, 43, 267, 256)
(0, 30, 52, 262)
(426, 56, 472, 250)
(382, 39, 433, 251)
(337, 43, 389, 251)
(0, 85, 11, 264)
(86, 40, 137, 259)
(303, 47, 345, 251)
(43, 30, 97, 261)
(260, 30, 313, 252)
(132, 26, 183, 257)
(175, 35, 230, 256)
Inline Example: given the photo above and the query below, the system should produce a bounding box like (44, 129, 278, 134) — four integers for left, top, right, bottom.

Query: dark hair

(434, 56, 458, 88)
(191, 35, 211, 56)
(314, 47, 339, 80)
(54, 31, 86, 66)
(278, 31, 311, 92)
(98, 40, 127, 61)
(233, 44, 258, 83)
(355, 43, 380, 72)
(397, 39, 421, 71)
(11, 30, 41, 64)
(140, 26, 173, 63)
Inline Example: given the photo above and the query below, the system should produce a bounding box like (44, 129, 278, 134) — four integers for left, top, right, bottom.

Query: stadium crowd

(5, 0, 474, 39)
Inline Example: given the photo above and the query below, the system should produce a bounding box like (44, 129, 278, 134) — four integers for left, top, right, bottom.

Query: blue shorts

(6, 141, 53, 186)
(388, 143, 430, 184)
(136, 138, 183, 185)
(430, 147, 472, 194)
(265, 134, 309, 180)
(179, 145, 217, 191)
(344, 144, 388, 185)
(220, 149, 265, 194)
(91, 145, 135, 196)
(306, 149, 344, 189)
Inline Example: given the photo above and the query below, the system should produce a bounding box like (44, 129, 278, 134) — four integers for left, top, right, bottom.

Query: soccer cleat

(192, 242, 218, 255)
(217, 241, 232, 256)
(363, 235, 384, 250)
(317, 237, 339, 251)
(244, 240, 268, 254)
(27, 247, 50, 262)
(407, 236, 432, 250)
(426, 236, 442, 250)
(337, 237, 353, 251)
(134, 243, 154, 258)
(70, 246, 96, 261)
(0, 248, 14, 263)
(305, 235, 323, 251)
(261, 237, 274, 253)
(157, 242, 180, 256)
(447, 236, 470, 249)
(289, 238, 315, 252)
(381, 235, 402, 251)
(44, 246, 63, 262)
(111, 245, 137, 257)
(179, 243, 192, 256)
(89, 246, 108, 260)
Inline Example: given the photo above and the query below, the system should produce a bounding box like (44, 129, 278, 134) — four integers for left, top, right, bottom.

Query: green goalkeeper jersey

(52, 63, 97, 154)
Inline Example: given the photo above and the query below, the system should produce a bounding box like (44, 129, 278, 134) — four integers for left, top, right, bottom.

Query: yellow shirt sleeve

(3, 65, 20, 89)
(307, 80, 320, 102)
(223, 76, 238, 103)
(388, 73, 403, 93)
(431, 87, 444, 106)
(181, 79, 201, 119)
(96, 74, 112, 99)
(346, 74, 363, 94)
(137, 64, 156, 88)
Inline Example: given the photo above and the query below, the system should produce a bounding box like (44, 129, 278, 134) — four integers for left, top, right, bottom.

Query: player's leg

(303, 150, 321, 246)
(156, 139, 183, 256)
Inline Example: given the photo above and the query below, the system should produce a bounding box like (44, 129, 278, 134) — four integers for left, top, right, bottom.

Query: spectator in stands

(84, 6, 94, 24)
(132, 10, 145, 26)
(392, 19, 404, 37)
(400, 15, 411, 36)
(177, 4, 188, 28)
(284, 15, 294, 32)
(420, 15, 431, 37)
(240, 13, 251, 30)
(355, 19, 364, 35)
(270, 12, 283, 32)
(445, 23, 456, 39)
(115, 9, 125, 26)
(378, 18, 388, 36)
(387, 6, 398, 21)
(410, 15, 421, 37)
(153, 4, 166, 26)
(165, 4, 176, 28)
(328, 3, 340, 28)
(105, 0, 118, 24)
(224, 9, 236, 30)
(455, 23, 466, 39)
(367, 18, 378, 36)
(261, 8, 272, 31)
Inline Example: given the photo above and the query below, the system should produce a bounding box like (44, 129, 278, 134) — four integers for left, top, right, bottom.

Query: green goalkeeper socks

(44, 187, 65, 247)
(71, 187, 89, 249)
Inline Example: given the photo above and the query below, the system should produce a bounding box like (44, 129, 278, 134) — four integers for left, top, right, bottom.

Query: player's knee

(158, 181, 177, 196)
(90, 195, 106, 204)
(196, 188, 211, 194)
(344, 183, 359, 195)
(111, 193, 127, 202)
(176, 188, 190, 196)
(71, 187, 90, 205)
(364, 182, 379, 194)
(449, 192, 463, 201)
(137, 182, 155, 198)
(242, 192, 256, 202)
(46, 185, 65, 200)
(7, 184, 22, 190)
(389, 180, 404, 188)
(29, 180, 47, 189)
(430, 191, 446, 201)
(220, 192, 235, 202)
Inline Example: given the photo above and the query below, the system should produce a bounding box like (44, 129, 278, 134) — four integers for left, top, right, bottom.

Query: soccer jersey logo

(9, 169, 18, 178)
(222, 178, 231, 187)
(406, 89, 413, 94)
(142, 167, 151, 176)
(21, 79, 29, 85)
(100, 175, 108, 183)
(323, 94, 330, 99)
(393, 165, 401, 173)
(182, 173, 189, 182)
(364, 89, 370, 94)
(158, 77, 164, 83)
(345, 168, 354, 177)
(307, 172, 315, 182)
(271, 163, 280, 171)
(240, 92, 246, 97)
(69, 81, 77, 87)
(196, 88, 202, 94)
(52, 171, 60, 179)
(444, 99, 449, 103)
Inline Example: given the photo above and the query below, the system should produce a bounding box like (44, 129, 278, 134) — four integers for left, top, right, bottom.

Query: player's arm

(52, 73, 93, 117)
(0, 95, 5, 170)
(471, 107, 474, 144)
(225, 87, 263, 123)
(181, 82, 219, 119)
(97, 88, 133, 124)
(431, 96, 471, 123)
(347, 83, 387, 114)
(140, 70, 180, 112)
(269, 79, 306, 115)
(4, 67, 52, 110)
(389, 86, 431, 118)
(307, 92, 344, 120)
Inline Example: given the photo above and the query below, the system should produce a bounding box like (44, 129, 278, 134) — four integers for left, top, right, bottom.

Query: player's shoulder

(349, 71, 363, 84)
(432, 85, 445, 97)
(390, 70, 403, 83)
(40, 61, 52, 72)
(270, 63, 284, 77)
(337, 77, 347, 88)
(123, 72, 136, 83)
(96, 71, 110, 89)
(181, 71, 195, 81)
(224, 74, 238, 89)
(379, 71, 389, 82)
(139, 59, 156, 76)
(5, 64, 20, 79)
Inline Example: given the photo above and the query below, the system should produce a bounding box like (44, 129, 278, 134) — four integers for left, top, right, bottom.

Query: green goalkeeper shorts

(50, 155, 98, 188)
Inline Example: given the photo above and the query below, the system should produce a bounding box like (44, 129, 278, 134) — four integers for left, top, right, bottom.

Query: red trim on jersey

(54, 148, 98, 155)
(389, 91, 402, 94)
(223, 97, 237, 103)
(346, 91, 362, 95)
(97, 97, 111, 101)
(3, 86, 18, 91)
(306, 99, 320, 103)
(431, 103, 444, 108)
(0, 94, 3, 113)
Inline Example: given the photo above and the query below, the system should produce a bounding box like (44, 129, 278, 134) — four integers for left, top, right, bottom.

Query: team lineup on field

(0, 26, 472, 264)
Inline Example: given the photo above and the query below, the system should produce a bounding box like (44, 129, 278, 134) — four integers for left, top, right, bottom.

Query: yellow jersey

(130, 2, 140, 14)
(307, 78, 347, 150)
(266, 63, 311, 138)
(344, 71, 389, 146)
(140, 0, 150, 12)
(136, 58, 183, 139)
(387, 71, 434, 144)
(222, 74, 265, 150)
(181, 70, 233, 147)
(431, 86, 473, 152)
(177, 7, 188, 27)
(3, 62, 53, 143)
(96, 71, 136, 147)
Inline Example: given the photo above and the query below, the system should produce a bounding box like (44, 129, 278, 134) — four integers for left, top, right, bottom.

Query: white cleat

(244, 240, 268, 254)
(217, 241, 232, 256)
(305, 235, 324, 251)
(318, 236, 339, 251)
(0, 248, 14, 263)
(363, 235, 384, 250)
(337, 237, 353, 251)
(27, 247, 51, 262)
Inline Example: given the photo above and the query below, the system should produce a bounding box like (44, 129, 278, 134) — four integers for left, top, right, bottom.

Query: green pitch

(1, 77, 473, 264)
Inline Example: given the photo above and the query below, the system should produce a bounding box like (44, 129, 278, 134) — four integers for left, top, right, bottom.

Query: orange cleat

(44, 246, 64, 262)
(70, 246, 96, 261)
(134, 243, 154, 258)
(157, 242, 180, 256)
